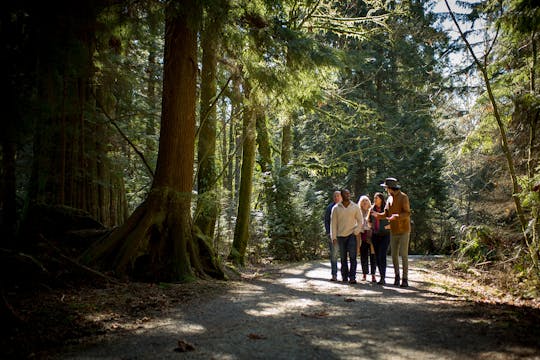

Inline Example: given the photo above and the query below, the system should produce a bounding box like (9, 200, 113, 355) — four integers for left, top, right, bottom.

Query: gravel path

(57, 257, 540, 359)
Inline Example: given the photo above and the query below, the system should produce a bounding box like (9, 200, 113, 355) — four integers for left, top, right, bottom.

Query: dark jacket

(324, 202, 335, 235)
(370, 204, 390, 236)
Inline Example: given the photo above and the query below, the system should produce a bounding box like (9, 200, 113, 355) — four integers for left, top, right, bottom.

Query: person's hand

(387, 213, 399, 221)
(333, 238, 337, 245)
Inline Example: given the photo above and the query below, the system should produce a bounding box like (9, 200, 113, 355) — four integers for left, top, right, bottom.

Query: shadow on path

(59, 258, 540, 360)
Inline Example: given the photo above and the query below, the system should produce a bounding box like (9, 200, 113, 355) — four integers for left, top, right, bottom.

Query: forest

(1, 0, 539, 356)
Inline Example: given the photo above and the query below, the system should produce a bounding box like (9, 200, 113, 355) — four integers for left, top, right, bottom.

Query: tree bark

(25, 1, 127, 224)
(229, 81, 256, 266)
(195, 2, 226, 241)
(84, 0, 223, 281)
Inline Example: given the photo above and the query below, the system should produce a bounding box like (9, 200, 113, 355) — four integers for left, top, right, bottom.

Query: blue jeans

(328, 236, 338, 277)
(372, 233, 390, 279)
(338, 234, 357, 281)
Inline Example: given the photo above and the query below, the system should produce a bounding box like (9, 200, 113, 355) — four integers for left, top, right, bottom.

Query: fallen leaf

(174, 339, 195, 352)
(301, 311, 329, 318)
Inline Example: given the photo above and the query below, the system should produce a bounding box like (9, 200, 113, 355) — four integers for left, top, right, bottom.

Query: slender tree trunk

(195, 3, 226, 240)
(256, 111, 272, 174)
(229, 81, 256, 266)
(527, 30, 538, 180)
(84, 0, 223, 281)
(232, 80, 243, 227)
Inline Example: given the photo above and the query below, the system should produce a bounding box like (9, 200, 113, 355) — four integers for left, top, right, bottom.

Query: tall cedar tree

(84, 0, 223, 281)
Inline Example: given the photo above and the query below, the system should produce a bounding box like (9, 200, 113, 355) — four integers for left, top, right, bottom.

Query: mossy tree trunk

(83, 0, 223, 282)
(229, 81, 256, 266)
(195, 1, 227, 241)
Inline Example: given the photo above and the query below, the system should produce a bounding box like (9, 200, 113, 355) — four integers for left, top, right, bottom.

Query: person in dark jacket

(369, 192, 391, 285)
(324, 190, 342, 281)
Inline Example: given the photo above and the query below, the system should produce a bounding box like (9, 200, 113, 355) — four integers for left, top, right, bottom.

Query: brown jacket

(384, 190, 411, 234)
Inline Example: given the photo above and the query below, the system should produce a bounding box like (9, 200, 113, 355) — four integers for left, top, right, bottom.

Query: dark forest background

(1, 0, 539, 296)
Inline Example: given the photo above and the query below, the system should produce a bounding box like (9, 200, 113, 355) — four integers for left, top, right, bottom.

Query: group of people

(323, 177, 411, 287)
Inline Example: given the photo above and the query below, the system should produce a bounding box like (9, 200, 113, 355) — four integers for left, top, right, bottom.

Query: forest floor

(5, 256, 540, 359)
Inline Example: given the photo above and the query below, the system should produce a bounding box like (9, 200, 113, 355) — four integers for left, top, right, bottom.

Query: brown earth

(6, 256, 540, 359)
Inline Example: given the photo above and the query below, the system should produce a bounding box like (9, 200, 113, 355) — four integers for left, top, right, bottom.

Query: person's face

(341, 190, 350, 202)
(361, 200, 370, 210)
(333, 192, 342, 203)
(375, 196, 383, 207)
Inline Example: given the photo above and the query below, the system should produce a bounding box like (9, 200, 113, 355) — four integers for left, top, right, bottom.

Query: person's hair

(373, 192, 386, 209)
(357, 194, 371, 214)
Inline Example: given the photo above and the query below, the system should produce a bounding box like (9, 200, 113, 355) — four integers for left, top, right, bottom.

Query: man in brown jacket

(376, 177, 411, 287)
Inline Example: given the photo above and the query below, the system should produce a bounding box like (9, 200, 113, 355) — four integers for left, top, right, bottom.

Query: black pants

(372, 233, 390, 279)
(360, 241, 376, 275)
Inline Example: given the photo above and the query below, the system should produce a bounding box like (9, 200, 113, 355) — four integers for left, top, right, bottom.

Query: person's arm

(324, 204, 331, 235)
(330, 206, 338, 243)
(354, 206, 363, 235)
(399, 194, 411, 219)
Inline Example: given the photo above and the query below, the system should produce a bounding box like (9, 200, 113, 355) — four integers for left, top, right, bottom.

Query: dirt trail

(57, 257, 540, 359)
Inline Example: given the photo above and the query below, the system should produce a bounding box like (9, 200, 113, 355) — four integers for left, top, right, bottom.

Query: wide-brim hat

(380, 177, 401, 189)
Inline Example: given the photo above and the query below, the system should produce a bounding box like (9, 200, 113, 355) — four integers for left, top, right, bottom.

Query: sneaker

(400, 279, 408, 288)
(349, 279, 357, 284)
(362, 274, 367, 281)
(341, 278, 349, 283)
(377, 278, 386, 285)
(371, 275, 377, 283)
(330, 276, 337, 281)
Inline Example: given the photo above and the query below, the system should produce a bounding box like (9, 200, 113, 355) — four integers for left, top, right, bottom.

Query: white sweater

(330, 201, 363, 240)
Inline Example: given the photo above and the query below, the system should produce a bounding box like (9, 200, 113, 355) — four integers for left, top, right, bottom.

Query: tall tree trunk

(84, 0, 223, 281)
(23, 1, 132, 234)
(229, 81, 255, 266)
(231, 80, 243, 229)
(256, 111, 272, 174)
(195, 2, 226, 241)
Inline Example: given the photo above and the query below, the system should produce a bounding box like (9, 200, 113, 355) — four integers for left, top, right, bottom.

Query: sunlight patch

(244, 297, 324, 317)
